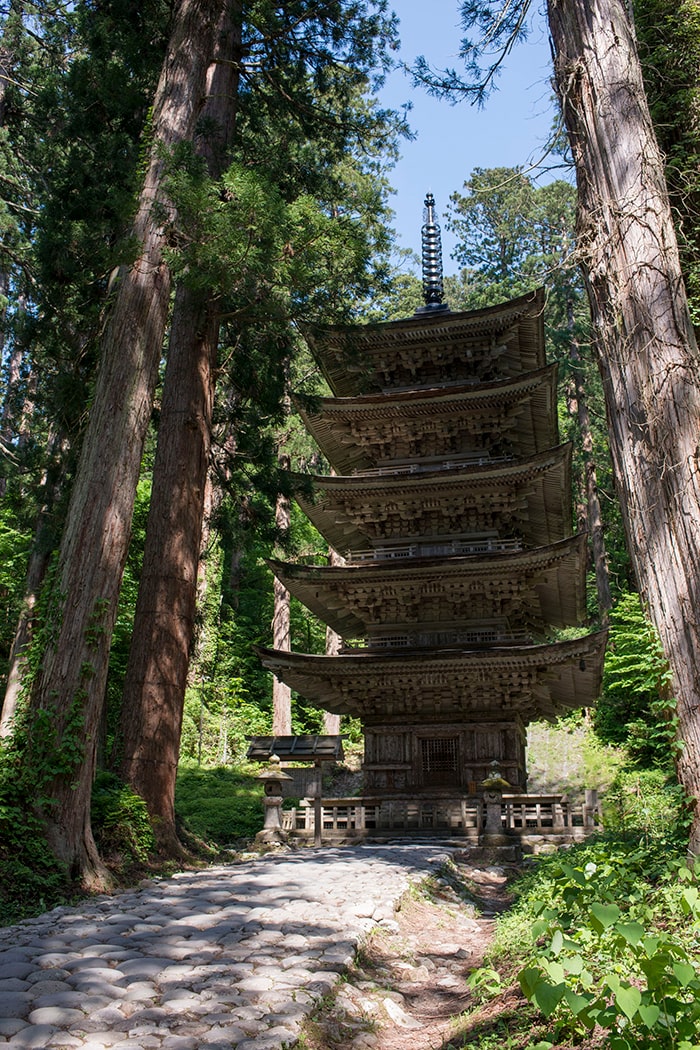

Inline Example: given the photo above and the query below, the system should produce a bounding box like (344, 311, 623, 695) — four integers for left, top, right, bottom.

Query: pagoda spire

(416, 191, 449, 314)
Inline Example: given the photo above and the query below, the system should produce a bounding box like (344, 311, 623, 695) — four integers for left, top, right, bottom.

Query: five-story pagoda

(258, 195, 606, 805)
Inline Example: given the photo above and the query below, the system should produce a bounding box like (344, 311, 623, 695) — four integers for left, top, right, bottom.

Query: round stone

(0, 1019, 28, 1037)
(0, 991, 31, 1019)
(28, 1007, 85, 1027)
(6, 1022, 59, 1046)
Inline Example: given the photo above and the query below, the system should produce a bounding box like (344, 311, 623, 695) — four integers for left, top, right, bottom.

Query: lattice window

(421, 737, 460, 786)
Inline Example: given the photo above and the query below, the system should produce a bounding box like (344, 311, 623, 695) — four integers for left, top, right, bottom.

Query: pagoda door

(419, 734, 461, 789)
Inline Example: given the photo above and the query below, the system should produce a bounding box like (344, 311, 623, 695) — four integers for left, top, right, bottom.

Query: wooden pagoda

(258, 195, 606, 816)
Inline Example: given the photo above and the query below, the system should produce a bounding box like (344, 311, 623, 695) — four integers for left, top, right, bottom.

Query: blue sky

(380, 2, 558, 274)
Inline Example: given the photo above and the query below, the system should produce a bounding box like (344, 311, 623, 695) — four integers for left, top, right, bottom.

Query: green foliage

(511, 845, 700, 1047)
(0, 511, 31, 675)
(175, 763, 264, 845)
(635, 0, 700, 322)
(527, 717, 624, 802)
(0, 732, 68, 925)
(595, 592, 676, 766)
(603, 769, 689, 842)
(91, 770, 155, 865)
(180, 682, 270, 767)
(447, 168, 579, 308)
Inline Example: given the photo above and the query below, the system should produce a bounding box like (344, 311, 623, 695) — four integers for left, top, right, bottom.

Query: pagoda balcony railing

(356, 455, 513, 478)
(282, 794, 601, 840)
(342, 628, 530, 651)
(352, 536, 523, 562)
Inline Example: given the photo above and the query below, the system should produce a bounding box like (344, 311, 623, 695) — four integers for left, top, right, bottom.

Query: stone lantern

(255, 755, 293, 844)
(480, 759, 511, 845)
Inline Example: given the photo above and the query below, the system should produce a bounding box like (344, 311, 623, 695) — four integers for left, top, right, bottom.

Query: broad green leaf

(565, 953, 585, 976)
(673, 962, 697, 987)
(543, 959, 565, 983)
(614, 984, 642, 1020)
(638, 1003, 661, 1028)
(519, 967, 542, 999)
(563, 987, 593, 1016)
(617, 921, 645, 945)
(560, 862, 586, 886)
(642, 935, 660, 956)
(682, 886, 700, 914)
(605, 973, 621, 995)
(550, 929, 563, 956)
(590, 902, 620, 931)
(580, 968, 595, 989)
(531, 918, 550, 939)
(532, 980, 566, 1017)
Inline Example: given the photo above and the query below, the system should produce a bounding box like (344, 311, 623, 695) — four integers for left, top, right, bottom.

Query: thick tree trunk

(119, 3, 240, 853)
(565, 300, 612, 617)
(323, 545, 343, 735)
(119, 292, 218, 852)
(548, 0, 700, 849)
(272, 458, 293, 736)
(25, 0, 223, 885)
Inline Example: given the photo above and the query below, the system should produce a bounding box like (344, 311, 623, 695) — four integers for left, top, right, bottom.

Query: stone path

(0, 843, 456, 1050)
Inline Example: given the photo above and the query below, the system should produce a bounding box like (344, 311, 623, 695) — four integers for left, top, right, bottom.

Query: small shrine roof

(256, 629, 607, 725)
(267, 534, 588, 639)
(301, 288, 545, 396)
(296, 365, 558, 474)
(246, 735, 344, 762)
(294, 445, 573, 555)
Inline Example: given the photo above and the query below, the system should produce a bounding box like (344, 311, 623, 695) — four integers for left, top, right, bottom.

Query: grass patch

(175, 762, 264, 846)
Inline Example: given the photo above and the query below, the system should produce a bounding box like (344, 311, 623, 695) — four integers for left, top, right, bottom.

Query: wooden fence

(282, 792, 600, 841)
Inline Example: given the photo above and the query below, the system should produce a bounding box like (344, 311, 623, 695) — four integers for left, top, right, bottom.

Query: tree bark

(118, 2, 241, 853)
(272, 457, 293, 736)
(548, 0, 700, 849)
(25, 0, 223, 885)
(323, 545, 343, 735)
(565, 299, 612, 617)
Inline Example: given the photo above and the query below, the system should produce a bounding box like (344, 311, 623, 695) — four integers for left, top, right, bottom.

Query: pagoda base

(362, 719, 527, 797)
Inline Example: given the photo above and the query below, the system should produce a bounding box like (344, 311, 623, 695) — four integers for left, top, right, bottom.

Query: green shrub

(91, 770, 156, 865)
(595, 592, 676, 768)
(487, 837, 700, 1049)
(0, 737, 69, 925)
(603, 768, 687, 843)
(175, 763, 263, 845)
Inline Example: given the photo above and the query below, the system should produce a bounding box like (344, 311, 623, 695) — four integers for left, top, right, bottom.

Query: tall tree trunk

(272, 457, 292, 736)
(548, 0, 700, 850)
(565, 299, 612, 617)
(323, 545, 343, 735)
(119, 2, 240, 853)
(0, 431, 65, 735)
(24, 0, 223, 885)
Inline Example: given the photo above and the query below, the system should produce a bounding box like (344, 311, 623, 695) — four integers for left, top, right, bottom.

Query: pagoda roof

(256, 629, 607, 725)
(302, 288, 545, 396)
(294, 444, 573, 556)
(296, 364, 558, 475)
(267, 534, 588, 641)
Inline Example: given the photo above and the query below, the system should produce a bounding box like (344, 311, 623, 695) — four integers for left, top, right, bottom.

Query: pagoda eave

(301, 288, 546, 396)
(256, 631, 607, 725)
(294, 445, 573, 555)
(296, 364, 559, 474)
(267, 533, 588, 638)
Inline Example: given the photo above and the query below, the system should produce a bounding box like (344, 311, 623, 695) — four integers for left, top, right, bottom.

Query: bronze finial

(416, 192, 449, 314)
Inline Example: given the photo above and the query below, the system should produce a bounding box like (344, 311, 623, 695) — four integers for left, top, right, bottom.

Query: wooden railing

(343, 628, 530, 651)
(282, 793, 601, 838)
(357, 455, 513, 478)
(352, 537, 523, 562)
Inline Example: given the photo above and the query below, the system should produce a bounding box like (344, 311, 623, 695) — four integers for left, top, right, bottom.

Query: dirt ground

(298, 858, 525, 1050)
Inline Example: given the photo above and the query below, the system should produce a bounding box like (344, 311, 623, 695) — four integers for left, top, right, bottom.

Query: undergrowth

(174, 762, 264, 846)
(467, 831, 700, 1050)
